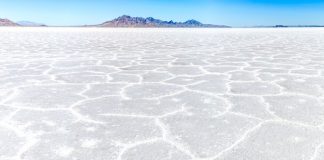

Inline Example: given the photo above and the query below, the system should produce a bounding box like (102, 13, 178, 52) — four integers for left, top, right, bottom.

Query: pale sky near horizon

(0, 0, 324, 26)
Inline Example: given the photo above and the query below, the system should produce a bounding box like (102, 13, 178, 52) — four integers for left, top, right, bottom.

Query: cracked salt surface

(0, 27, 324, 160)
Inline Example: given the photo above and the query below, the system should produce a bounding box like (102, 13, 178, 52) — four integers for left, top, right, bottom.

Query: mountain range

(98, 15, 230, 28)
(16, 21, 47, 27)
(1, 15, 230, 28)
(0, 18, 18, 26)
(2, 15, 324, 28)
(0, 18, 46, 27)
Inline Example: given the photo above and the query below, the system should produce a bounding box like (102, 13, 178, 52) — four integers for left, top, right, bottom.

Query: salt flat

(1, 27, 324, 160)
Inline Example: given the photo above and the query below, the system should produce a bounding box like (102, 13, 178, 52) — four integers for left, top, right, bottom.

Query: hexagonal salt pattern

(215, 122, 324, 160)
(1, 27, 324, 160)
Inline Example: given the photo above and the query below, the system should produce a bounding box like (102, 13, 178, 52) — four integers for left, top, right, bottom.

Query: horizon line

(2, 15, 324, 28)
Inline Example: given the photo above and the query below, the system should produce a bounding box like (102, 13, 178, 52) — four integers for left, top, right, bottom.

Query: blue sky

(0, 0, 324, 26)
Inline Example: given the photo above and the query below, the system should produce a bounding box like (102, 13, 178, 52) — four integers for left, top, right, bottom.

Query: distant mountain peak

(119, 15, 132, 18)
(16, 21, 47, 27)
(114, 15, 131, 21)
(184, 19, 203, 25)
(0, 18, 18, 26)
(100, 15, 230, 28)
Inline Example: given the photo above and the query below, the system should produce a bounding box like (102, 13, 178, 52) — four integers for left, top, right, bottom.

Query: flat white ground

(1, 27, 324, 160)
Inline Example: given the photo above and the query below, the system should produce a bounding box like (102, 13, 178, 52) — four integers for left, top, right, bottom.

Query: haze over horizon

(1, 0, 324, 27)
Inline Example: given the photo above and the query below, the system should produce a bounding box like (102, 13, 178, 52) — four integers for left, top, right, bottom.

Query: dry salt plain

(0, 27, 324, 160)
